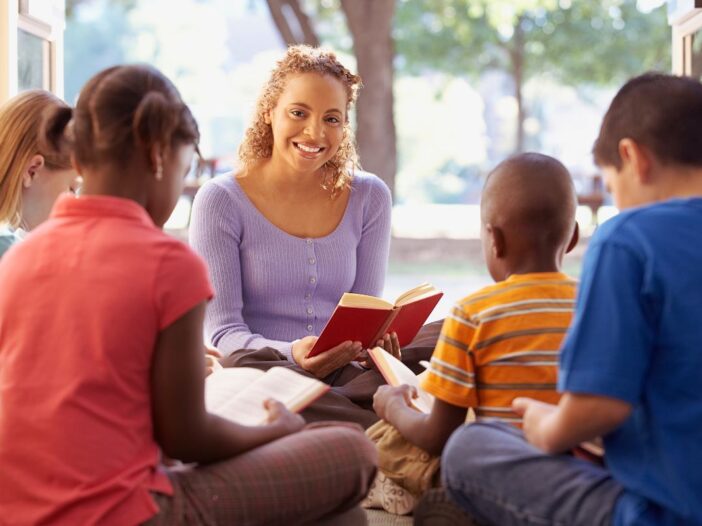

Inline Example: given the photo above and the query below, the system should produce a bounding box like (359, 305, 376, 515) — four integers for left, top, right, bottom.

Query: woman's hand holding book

(292, 337, 363, 379)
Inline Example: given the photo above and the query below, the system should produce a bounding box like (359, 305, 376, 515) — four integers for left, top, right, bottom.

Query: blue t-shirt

(559, 198, 702, 526)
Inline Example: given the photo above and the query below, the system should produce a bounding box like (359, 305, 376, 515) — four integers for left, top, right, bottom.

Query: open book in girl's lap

(205, 367, 329, 426)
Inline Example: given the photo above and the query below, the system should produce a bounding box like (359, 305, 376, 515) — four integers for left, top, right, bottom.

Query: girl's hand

(292, 337, 363, 379)
(204, 347, 222, 377)
(373, 384, 416, 421)
(358, 332, 401, 369)
(264, 399, 305, 436)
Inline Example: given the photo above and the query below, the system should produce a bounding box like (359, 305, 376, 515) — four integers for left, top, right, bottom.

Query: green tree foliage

(395, 0, 670, 82)
(393, 0, 670, 150)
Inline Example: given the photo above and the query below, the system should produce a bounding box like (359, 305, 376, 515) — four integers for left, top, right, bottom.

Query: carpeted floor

(366, 509, 413, 525)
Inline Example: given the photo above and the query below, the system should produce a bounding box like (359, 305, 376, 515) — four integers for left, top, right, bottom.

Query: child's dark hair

(41, 64, 199, 170)
(593, 72, 702, 169)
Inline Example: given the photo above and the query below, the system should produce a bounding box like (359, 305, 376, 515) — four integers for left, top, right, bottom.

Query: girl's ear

(22, 154, 45, 188)
(264, 111, 272, 125)
(149, 143, 164, 181)
(70, 153, 82, 175)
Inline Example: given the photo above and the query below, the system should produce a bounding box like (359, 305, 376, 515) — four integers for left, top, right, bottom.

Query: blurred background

(11, 0, 690, 317)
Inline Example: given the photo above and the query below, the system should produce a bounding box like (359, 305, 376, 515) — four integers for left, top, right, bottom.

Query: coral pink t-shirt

(0, 194, 213, 526)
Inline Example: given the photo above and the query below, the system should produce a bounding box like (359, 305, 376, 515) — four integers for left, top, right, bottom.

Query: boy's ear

(619, 138, 653, 184)
(487, 224, 506, 259)
(22, 154, 45, 188)
(566, 221, 580, 254)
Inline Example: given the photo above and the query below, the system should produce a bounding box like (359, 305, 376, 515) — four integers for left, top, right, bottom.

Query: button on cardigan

(189, 171, 392, 359)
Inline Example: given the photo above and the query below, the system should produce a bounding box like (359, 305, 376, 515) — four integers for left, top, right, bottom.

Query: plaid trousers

(144, 422, 377, 526)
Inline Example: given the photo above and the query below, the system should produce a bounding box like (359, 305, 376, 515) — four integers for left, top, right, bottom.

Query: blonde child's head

(0, 90, 74, 228)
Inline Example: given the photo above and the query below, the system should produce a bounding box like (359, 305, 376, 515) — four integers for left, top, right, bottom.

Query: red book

(308, 283, 443, 357)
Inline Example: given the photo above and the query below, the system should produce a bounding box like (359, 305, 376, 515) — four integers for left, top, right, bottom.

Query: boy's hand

(358, 332, 401, 369)
(204, 347, 222, 377)
(292, 337, 363, 378)
(512, 397, 558, 452)
(373, 384, 417, 421)
(264, 399, 305, 436)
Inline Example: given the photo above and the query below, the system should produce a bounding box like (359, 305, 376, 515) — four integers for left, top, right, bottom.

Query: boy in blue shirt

(439, 73, 702, 525)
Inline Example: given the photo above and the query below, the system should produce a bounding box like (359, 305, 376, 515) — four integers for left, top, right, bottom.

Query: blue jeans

(441, 422, 623, 526)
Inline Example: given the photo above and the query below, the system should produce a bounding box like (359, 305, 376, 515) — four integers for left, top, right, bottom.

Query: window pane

(18, 29, 45, 91)
(692, 28, 702, 81)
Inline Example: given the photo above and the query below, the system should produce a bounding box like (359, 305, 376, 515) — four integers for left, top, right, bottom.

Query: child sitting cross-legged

(440, 72, 702, 526)
(0, 64, 376, 526)
(364, 152, 580, 515)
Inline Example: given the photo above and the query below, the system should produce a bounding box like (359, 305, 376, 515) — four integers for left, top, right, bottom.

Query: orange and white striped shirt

(420, 272, 576, 426)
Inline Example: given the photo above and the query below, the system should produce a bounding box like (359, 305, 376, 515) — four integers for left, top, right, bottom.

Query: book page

(394, 283, 440, 306)
(206, 367, 328, 426)
(205, 368, 264, 414)
(393, 282, 432, 305)
(369, 347, 434, 413)
(338, 292, 393, 310)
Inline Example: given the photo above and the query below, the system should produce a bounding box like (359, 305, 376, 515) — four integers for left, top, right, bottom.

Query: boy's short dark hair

(482, 153, 576, 252)
(593, 72, 702, 169)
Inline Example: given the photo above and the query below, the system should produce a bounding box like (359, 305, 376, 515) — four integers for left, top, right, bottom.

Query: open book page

(368, 347, 434, 414)
(205, 368, 264, 415)
(340, 282, 440, 309)
(394, 283, 439, 306)
(205, 367, 329, 427)
(338, 292, 393, 310)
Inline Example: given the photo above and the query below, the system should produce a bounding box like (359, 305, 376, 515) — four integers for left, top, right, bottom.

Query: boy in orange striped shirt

(365, 152, 579, 514)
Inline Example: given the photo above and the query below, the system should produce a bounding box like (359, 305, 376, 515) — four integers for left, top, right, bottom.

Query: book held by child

(205, 367, 329, 426)
(368, 347, 434, 414)
(309, 283, 443, 357)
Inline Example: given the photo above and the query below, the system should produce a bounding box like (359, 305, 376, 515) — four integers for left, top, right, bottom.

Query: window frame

(671, 2, 702, 75)
(0, 0, 64, 103)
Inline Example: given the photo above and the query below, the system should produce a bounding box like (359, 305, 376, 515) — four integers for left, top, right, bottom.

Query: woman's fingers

(305, 340, 361, 378)
(389, 332, 401, 360)
(378, 332, 401, 360)
(205, 347, 222, 358)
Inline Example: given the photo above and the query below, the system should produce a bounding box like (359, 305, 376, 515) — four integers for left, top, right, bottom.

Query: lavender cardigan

(189, 171, 392, 359)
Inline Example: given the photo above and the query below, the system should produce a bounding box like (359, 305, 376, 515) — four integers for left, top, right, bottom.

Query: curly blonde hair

(239, 45, 362, 193)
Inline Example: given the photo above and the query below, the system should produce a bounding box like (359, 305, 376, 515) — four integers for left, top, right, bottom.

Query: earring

(155, 164, 163, 181)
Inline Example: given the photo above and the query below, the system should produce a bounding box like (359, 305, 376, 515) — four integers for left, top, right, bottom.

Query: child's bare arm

(151, 302, 305, 464)
(513, 393, 631, 454)
(373, 385, 465, 456)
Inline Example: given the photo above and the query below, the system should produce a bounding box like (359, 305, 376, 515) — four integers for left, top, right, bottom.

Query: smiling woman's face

(267, 72, 347, 176)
